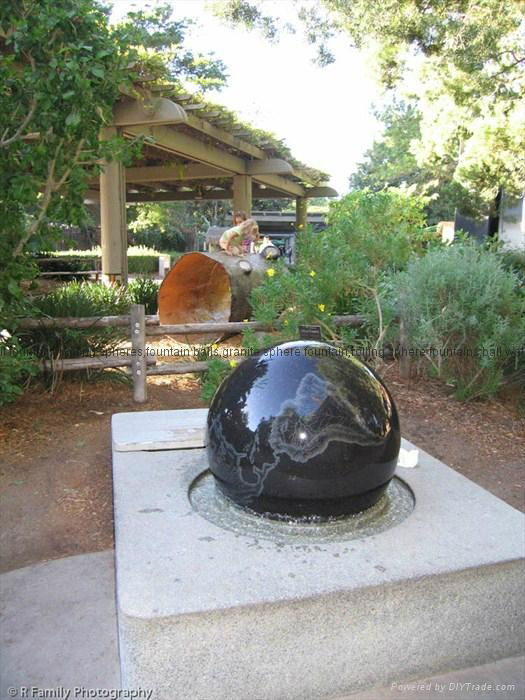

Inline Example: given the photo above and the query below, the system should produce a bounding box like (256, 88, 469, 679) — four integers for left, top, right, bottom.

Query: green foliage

(349, 101, 482, 223)
(1, 0, 132, 316)
(127, 278, 159, 314)
(0, 0, 227, 321)
(18, 282, 131, 386)
(0, 333, 38, 406)
(127, 200, 231, 252)
(35, 254, 98, 273)
(334, 0, 525, 203)
(33, 247, 163, 274)
(194, 344, 231, 403)
(498, 248, 525, 277)
(249, 189, 428, 344)
(127, 256, 158, 275)
(379, 242, 525, 400)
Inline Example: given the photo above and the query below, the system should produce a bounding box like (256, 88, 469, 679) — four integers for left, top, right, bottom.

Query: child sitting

(219, 219, 259, 256)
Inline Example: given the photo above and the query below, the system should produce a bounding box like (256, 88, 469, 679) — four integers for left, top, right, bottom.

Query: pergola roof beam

(125, 187, 296, 203)
(185, 114, 265, 160)
(305, 185, 339, 198)
(246, 158, 293, 175)
(126, 164, 229, 183)
(123, 125, 306, 198)
(112, 98, 324, 187)
(113, 98, 187, 127)
(252, 173, 304, 197)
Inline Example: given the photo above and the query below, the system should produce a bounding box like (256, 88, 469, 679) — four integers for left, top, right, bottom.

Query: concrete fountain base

(112, 409, 525, 700)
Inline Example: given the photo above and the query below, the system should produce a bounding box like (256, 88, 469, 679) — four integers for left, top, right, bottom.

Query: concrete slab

(0, 547, 522, 700)
(0, 551, 120, 696)
(339, 655, 525, 700)
(112, 408, 208, 452)
(112, 409, 525, 700)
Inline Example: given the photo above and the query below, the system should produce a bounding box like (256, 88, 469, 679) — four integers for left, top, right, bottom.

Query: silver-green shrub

(382, 242, 525, 399)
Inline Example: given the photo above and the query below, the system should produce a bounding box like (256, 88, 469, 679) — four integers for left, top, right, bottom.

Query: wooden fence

(18, 305, 411, 403)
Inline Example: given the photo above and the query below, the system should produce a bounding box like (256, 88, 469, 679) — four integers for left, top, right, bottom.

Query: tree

(213, 1, 525, 206)
(0, 0, 226, 315)
(349, 101, 481, 223)
(127, 200, 231, 252)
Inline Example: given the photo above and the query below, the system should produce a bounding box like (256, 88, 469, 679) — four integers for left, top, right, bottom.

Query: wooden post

(399, 318, 412, 379)
(233, 175, 252, 216)
(100, 127, 128, 285)
(296, 197, 308, 231)
(130, 304, 147, 402)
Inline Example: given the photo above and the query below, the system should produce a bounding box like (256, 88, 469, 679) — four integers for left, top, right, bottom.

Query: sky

(109, 0, 386, 195)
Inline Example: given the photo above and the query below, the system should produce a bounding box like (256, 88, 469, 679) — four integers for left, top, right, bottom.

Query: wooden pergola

(88, 95, 337, 283)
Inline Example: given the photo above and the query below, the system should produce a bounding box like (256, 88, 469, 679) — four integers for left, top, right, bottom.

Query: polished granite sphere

(206, 341, 400, 519)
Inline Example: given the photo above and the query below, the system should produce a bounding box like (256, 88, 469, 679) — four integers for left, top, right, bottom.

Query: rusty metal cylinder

(158, 251, 269, 343)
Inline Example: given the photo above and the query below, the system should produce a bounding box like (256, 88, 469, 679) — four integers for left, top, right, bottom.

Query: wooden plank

(39, 356, 156, 371)
(130, 304, 147, 402)
(147, 321, 278, 336)
(126, 189, 233, 203)
(185, 114, 265, 160)
(333, 314, 366, 328)
(38, 271, 100, 277)
(252, 172, 304, 197)
(20, 314, 365, 332)
(147, 361, 209, 376)
(246, 159, 293, 175)
(124, 124, 246, 175)
(126, 164, 228, 183)
(399, 318, 412, 379)
(123, 125, 306, 198)
(18, 315, 159, 329)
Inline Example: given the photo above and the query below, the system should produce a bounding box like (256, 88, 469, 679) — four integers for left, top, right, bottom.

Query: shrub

(499, 249, 525, 284)
(249, 188, 428, 339)
(127, 256, 158, 274)
(380, 242, 525, 399)
(19, 282, 131, 384)
(127, 278, 159, 314)
(0, 333, 38, 406)
(33, 246, 162, 275)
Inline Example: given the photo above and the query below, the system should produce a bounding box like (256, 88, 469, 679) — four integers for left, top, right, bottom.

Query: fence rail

(19, 306, 410, 404)
(18, 313, 365, 332)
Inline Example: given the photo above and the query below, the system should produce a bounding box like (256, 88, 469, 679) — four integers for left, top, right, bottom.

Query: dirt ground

(0, 361, 523, 573)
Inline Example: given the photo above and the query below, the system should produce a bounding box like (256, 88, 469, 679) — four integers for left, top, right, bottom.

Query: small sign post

(298, 325, 322, 341)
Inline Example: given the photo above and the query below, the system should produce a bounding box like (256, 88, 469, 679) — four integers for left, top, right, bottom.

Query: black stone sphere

(206, 341, 400, 519)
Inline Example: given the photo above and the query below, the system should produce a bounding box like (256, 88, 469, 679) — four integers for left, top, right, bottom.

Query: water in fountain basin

(189, 471, 414, 545)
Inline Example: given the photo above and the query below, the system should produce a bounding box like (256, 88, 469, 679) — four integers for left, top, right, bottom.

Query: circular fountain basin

(189, 470, 414, 544)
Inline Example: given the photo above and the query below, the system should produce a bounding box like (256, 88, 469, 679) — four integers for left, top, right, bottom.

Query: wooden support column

(296, 197, 308, 231)
(233, 175, 252, 216)
(100, 127, 128, 284)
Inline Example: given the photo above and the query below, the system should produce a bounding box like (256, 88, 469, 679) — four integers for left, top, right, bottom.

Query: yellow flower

(229, 359, 238, 368)
(318, 304, 325, 312)
(283, 319, 289, 326)
(266, 268, 276, 277)
(309, 270, 316, 277)
(211, 343, 218, 351)
(242, 319, 249, 323)
(298, 224, 304, 229)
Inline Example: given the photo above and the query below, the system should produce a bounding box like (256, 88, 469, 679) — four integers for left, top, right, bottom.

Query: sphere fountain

(111, 339, 525, 700)
(206, 340, 401, 519)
